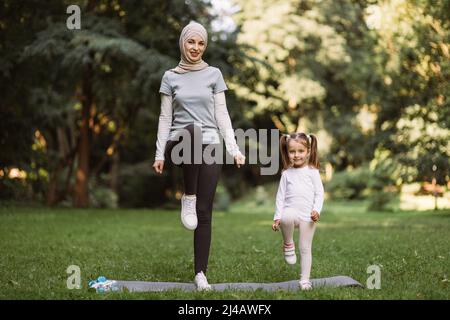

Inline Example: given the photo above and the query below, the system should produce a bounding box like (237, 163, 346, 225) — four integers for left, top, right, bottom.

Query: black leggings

(164, 124, 222, 275)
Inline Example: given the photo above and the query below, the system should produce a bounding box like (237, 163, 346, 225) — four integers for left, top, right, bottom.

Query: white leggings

(280, 210, 317, 281)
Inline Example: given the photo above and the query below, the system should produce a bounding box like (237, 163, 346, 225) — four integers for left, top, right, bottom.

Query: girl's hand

(152, 160, 164, 174)
(234, 153, 246, 168)
(272, 219, 281, 231)
(311, 210, 320, 222)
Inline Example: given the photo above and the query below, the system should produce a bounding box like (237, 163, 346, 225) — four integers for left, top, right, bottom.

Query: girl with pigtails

(272, 132, 324, 290)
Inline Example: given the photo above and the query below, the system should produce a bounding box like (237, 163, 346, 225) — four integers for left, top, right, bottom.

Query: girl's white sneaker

(299, 279, 313, 291)
(194, 271, 212, 291)
(181, 194, 198, 230)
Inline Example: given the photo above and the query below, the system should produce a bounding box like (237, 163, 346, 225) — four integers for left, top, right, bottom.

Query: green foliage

(1, 0, 449, 207)
(0, 178, 29, 200)
(2, 0, 261, 207)
(326, 162, 401, 211)
(367, 191, 398, 212)
(366, 0, 450, 184)
(326, 166, 371, 200)
(89, 182, 118, 209)
(234, 0, 378, 169)
(118, 162, 168, 208)
(213, 183, 231, 212)
(235, 0, 449, 181)
(255, 185, 269, 206)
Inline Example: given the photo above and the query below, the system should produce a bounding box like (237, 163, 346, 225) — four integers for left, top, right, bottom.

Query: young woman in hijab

(152, 21, 246, 290)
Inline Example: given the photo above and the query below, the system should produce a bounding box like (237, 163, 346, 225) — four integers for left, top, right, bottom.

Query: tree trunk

(110, 149, 119, 195)
(47, 150, 78, 206)
(46, 167, 61, 206)
(74, 59, 93, 208)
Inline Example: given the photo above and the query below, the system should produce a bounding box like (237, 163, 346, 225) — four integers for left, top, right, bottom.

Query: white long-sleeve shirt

(155, 92, 241, 161)
(274, 166, 324, 222)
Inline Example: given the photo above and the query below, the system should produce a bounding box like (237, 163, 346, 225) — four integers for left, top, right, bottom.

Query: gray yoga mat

(114, 276, 363, 292)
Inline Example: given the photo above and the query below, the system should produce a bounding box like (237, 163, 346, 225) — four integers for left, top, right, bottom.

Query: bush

(326, 166, 371, 200)
(213, 183, 231, 211)
(118, 162, 169, 208)
(326, 164, 401, 211)
(0, 178, 28, 200)
(255, 185, 269, 206)
(89, 185, 118, 209)
(366, 155, 400, 211)
(367, 191, 397, 211)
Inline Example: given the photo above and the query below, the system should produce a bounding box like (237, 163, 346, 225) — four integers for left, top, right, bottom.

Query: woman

(152, 21, 245, 290)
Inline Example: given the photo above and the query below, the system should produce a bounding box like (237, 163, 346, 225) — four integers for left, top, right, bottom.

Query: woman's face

(287, 139, 309, 168)
(184, 34, 205, 62)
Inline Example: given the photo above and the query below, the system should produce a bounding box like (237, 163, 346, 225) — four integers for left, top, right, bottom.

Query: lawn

(0, 199, 449, 299)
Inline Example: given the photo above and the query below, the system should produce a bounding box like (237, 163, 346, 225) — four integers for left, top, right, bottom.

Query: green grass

(0, 200, 449, 299)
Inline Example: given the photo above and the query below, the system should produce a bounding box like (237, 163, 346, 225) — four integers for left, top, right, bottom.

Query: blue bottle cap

(97, 276, 107, 282)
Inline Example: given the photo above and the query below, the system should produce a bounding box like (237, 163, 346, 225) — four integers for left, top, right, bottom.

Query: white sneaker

(194, 271, 212, 291)
(299, 279, 313, 291)
(181, 194, 198, 230)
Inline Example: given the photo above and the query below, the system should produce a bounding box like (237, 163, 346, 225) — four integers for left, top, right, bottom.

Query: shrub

(118, 162, 169, 208)
(326, 166, 371, 200)
(89, 185, 118, 209)
(367, 155, 400, 211)
(255, 185, 269, 206)
(367, 191, 397, 211)
(213, 183, 231, 212)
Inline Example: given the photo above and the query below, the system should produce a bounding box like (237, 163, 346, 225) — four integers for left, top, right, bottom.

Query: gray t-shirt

(159, 66, 228, 144)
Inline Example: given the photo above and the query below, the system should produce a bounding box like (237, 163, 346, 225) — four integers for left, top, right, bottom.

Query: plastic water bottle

(88, 276, 120, 293)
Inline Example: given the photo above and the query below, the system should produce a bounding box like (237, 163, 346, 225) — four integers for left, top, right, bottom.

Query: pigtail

(279, 134, 290, 170)
(308, 134, 320, 169)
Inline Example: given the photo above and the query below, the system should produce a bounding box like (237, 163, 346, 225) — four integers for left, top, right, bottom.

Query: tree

(233, 0, 380, 169)
(19, 0, 209, 206)
(4, 0, 263, 206)
(368, 0, 450, 185)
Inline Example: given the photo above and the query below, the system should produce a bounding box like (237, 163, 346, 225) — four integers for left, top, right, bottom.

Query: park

(0, 0, 449, 301)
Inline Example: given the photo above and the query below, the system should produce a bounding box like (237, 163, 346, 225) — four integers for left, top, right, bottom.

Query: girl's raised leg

(280, 210, 300, 264)
(280, 209, 299, 245)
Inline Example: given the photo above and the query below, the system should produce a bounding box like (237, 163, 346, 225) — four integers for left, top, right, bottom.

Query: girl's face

(287, 139, 309, 168)
(184, 35, 205, 62)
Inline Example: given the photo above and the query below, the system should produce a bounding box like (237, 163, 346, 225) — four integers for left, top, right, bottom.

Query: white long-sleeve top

(155, 92, 241, 161)
(274, 166, 324, 222)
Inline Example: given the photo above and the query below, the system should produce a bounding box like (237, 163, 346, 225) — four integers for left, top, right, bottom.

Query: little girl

(272, 132, 324, 291)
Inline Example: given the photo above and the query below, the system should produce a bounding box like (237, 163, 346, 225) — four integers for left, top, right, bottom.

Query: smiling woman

(152, 21, 245, 291)
(171, 22, 210, 74)
(185, 36, 205, 61)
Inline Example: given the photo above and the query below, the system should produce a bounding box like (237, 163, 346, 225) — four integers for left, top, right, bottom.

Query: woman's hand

(311, 210, 320, 223)
(152, 160, 164, 174)
(234, 153, 246, 168)
(272, 219, 281, 231)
